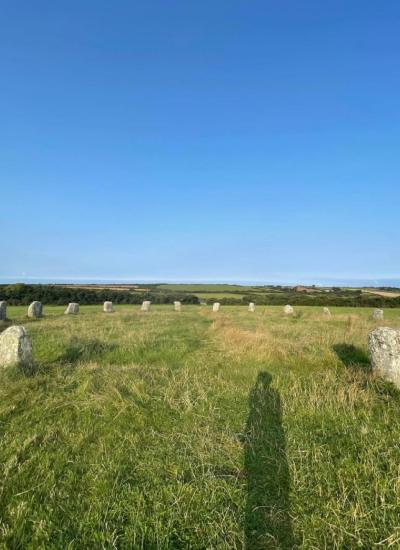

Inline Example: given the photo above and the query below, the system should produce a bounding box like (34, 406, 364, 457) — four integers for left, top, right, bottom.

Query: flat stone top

(1, 325, 28, 338)
(372, 309, 384, 317)
(65, 303, 79, 314)
(369, 326, 400, 339)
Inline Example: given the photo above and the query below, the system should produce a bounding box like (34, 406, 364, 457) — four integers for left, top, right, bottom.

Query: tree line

(206, 291, 400, 307)
(2, 284, 399, 308)
(0, 284, 200, 306)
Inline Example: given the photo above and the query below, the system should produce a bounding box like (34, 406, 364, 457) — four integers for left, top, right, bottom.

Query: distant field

(62, 285, 147, 292)
(157, 283, 258, 293)
(192, 292, 246, 300)
(1, 305, 400, 548)
(363, 289, 400, 298)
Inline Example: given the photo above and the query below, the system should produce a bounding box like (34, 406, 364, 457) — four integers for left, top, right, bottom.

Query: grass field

(1, 305, 400, 548)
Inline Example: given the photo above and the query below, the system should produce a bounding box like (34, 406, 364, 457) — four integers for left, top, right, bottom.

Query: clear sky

(1, 1, 399, 284)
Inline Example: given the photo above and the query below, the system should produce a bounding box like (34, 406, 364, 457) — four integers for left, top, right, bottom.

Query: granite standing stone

(174, 301, 182, 312)
(0, 326, 32, 368)
(283, 305, 294, 315)
(372, 308, 384, 320)
(212, 302, 220, 312)
(103, 301, 113, 313)
(28, 301, 43, 318)
(368, 327, 400, 386)
(141, 301, 151, 312)
(0, 301, 7, 321)
(322, 307, 331, 316)
(249, 302, 255, 312)
(65, 303, 79, 315)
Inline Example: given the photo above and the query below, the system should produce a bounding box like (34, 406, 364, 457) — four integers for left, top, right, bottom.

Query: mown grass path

(1, 305, 400, 548)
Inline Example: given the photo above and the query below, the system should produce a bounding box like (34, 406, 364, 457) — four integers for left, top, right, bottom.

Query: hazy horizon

(1, 276, 400, 288)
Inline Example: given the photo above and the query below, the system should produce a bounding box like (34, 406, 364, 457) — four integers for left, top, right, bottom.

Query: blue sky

(1, 1, 399, 284)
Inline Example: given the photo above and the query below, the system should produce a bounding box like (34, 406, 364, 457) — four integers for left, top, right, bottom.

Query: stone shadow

(244, 372, 295, 549)
(333, 343, 370, 372)
(58, 338, 117, 365)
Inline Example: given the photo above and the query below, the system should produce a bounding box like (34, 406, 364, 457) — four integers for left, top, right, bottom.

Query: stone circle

(283, 305, 294, 315)
(368, 327, 400, 387)
(65, 303, 79, 315)
(0, 301, 7, 321)
(141, 301, 151, 312)
(372, 309, 384, 320)
(103, 301, 113, 313)
(0, 326, 32, 368)
(28, 301, 43, 318)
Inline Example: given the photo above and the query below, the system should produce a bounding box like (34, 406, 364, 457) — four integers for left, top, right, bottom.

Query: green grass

(1, 305, 400, 548)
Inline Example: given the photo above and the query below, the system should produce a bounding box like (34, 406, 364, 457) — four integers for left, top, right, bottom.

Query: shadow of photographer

(244, 371, 295, 549)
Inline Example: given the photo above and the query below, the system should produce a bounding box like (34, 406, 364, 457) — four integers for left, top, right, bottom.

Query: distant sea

(1, 277, 399, 288)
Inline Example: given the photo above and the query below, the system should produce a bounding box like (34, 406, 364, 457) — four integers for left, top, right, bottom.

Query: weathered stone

(103, 301, 113, 313)
(322, 307, 331, 316)
(248, 302, 255, 312)
(372, 308, 384, 320)
(141, 301, 151, 312)
(28, 301, 43, 318)
(65, 303, 79, 315)
(0, 326, 32, 368)
(212, 302, 220, 312)
(368, 327, 400, 386)
(283, 305, 294, 315)
(0, 301, 7, 321)
(174, 301, 181, 312)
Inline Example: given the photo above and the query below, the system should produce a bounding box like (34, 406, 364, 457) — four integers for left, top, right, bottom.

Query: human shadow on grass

(58, 337, 117, 365)
(244, 372, 295, 549)
(333, 343, 371, 372)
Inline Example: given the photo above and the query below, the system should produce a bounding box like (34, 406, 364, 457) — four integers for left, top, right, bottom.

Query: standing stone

(174, 301, 182, 312)
(141, 301, 151, 312)
(103, 301, 113, 313)
(65, 303, 79, 315)
(212, 302, 220, 312)
(372, 309, 384, 320)
(322, 307, 331, 317)
(283, 305, 294, 315)
(0, 326, 32, 368)
(28, 301, 43, 318)
(248, 302, 255, 312)
(0, 301, 7, 321)
(368, 327, 400, 386)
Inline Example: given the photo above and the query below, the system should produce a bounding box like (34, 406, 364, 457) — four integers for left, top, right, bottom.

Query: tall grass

(0, 305, 399, 548)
